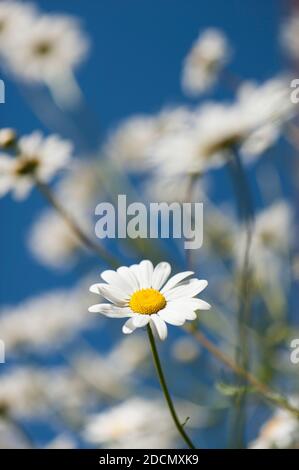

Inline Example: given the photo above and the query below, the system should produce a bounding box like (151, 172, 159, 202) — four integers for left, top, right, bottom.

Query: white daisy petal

(150, 314, 168, 340)
(95, 284, 129, 306)
(101, 269, 135, 295)
(139, 260, 154, 288)
(189, 298, 211, 310)
(117, 266, 140, 291)
(165, 279, 208, 300)
(158, 308, 186, 326)
(151, 262, 171, 290)
(129, 264, 142, 289)
(89, 283, 102, 294)
(88, 304, 132, 318)
(122, 318, 138, 334)
(161, 271, 194, 294)
(132, 315, 150, 327)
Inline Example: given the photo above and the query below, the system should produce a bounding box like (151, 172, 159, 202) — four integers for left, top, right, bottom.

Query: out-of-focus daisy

(89, 260, 210, 340)
(0, 128, 17, 149)
(0, 131, 72, 199)
(73, 336, 148, 398)
(172, 336, 200, 363)
(234, 201, 292, 284)
(0, 419, 31, 449)
(0, 1, 36, 55)
(0, 278, 94, 354)
(84, 397, 200, 449)
(250, 402, 299, 449)
(105, 107, 191, 170)
(4, 13, 89, 83)
(44, 434, 77, 450)
(281, 12, 299, 61)
(28, 209, 85, 270)
(148, 77, 294, 180)
(182, 28, 231, 96)
(0, 367, 45, 418)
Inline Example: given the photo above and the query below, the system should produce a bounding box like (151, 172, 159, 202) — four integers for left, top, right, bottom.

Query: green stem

(146, 325, 196, 449)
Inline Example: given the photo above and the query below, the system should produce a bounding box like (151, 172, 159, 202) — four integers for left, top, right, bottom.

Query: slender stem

(146, 325, 196, 449)
(227, 150, 255, 447)
(185, 325, 299, 419)
(35, 180, 118, 268)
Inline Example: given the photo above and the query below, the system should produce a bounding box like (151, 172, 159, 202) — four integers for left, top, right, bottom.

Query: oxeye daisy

(89, 260, 210, 340)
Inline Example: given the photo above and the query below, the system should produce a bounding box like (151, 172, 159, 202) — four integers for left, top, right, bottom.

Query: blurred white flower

(0, 278, 94, 354)
(44, 434, 77, 449)
(105, 107, 191, 170)
(250, 401, 299, 449)
(281, 12, 299, 61)
(0, 132, 72, 199)
(0, 128, 17, 149)
(0, 368, 45, 417)
(4, 13, 89, 83)
(172, 336, 200, 363)
(28, 209, 84, 270)
(84, 397, 200, 449)
(237, 77, 295, 162)
(41, 366, 97, 417)
(72, 336, 148, 398)
(0, 364, 98, 422)
(182, 28, 231, 96)
(147, 77, 294, 181)
(0, 418, 31, 449)
(0, 1, 36, 55)
(89, 260, 210, 341)
(234, 201, 292, 283)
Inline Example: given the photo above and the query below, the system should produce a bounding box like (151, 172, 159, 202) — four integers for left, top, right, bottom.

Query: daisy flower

(4, 13, 89, 83)
(0, 1, 36, 56)
(0, 131, 72, 199)
(89, 260, 210, 340)
(182, 28, 231, 96)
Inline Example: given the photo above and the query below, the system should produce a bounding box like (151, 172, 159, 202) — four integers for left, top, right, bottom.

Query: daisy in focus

(89, 260, 210, 340)
(0, 131, 72, 199)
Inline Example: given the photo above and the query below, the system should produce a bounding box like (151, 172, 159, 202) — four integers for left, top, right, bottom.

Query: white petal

(158, 308, 186, 326)
(132, 315, 150, 327)
(95, 283, 129, 306)
(101, 269, 135, 295)
(161, 271, 194, 294)
(117, 266, 140, 291)
(139, 260, 154, 288)
(150, 314, 168, 340)
(88, 304, 132, 318)
(189, 298, 211, 310)
(151, 262, 171, 290)
(165, 279, 208, 301)
(122, 318, 137, 334)
(89, 283, 102, 294)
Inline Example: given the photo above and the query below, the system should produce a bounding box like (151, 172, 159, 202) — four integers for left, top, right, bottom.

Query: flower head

(4, 13, 89, 83)
(89, 260, 210, 340)
(0, 131, 72, 199)
(182, 28, 231, 96)
(0, 1, 36, 55)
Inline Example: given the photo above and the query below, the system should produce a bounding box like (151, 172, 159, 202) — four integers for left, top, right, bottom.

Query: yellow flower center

(129, 288, 166, 315)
